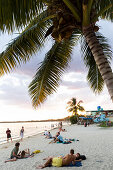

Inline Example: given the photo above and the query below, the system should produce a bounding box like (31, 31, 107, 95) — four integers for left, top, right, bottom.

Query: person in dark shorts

(5, 142, 20, 163)
(6, 128, 12, 142)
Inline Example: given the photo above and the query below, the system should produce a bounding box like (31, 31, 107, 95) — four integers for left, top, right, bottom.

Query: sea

(0, 121, 60, 144)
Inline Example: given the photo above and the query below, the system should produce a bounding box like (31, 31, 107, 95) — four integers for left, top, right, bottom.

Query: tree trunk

(83, 26, 113, 101)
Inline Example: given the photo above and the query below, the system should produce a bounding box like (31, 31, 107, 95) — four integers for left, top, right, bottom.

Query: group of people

(45, 123, 75, 144)
(5, 142, 86, 169)
(37, 149, 85, 169)
(5, 142, 32, 163)
(5, 122, 86, 168)
(6, 126, 24, 142)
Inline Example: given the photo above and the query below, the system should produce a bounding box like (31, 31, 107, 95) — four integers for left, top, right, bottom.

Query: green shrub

(99, 121, 113, 127)
(70, 115, 77, 124)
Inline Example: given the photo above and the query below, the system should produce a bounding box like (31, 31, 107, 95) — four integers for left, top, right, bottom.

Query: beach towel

(65, 161, 82, 167)
(64, 138, 79, 141)
(56, 141, 71, 144)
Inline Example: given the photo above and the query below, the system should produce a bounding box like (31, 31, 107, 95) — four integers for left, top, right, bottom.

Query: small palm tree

(67, 98, 85, 115)
(0, 0, 113, 108)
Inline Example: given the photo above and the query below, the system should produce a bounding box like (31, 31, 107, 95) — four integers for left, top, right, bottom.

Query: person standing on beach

(6, 128, 12, 142)
(20, 126, 24, 141)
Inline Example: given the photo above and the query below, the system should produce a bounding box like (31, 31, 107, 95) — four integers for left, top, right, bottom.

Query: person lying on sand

(75, 153, 86, 160)
(36, 149, 76, 169)
(43, 152, 84, 162)
(18, 148, 33, 159)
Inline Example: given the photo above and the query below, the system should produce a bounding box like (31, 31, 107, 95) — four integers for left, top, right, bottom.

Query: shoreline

(0, 122, 69, 146)
(0, 119, 66, 124)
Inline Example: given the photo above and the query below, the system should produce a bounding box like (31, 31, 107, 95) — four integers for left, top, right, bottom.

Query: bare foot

(36, 165, 45, 169)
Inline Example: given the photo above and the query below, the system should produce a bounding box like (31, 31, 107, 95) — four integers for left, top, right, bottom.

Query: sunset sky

(0, 20, 113, 121)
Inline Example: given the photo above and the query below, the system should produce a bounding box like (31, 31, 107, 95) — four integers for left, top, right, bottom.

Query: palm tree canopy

(0, 0, 113, 107)
(67, 98, 85, 115)
(0, 0, 46, 32)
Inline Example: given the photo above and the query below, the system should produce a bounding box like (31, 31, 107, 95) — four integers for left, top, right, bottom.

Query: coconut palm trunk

(83, 26, 113, 101)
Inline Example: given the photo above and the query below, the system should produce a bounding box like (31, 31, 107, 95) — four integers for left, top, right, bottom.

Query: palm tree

(67, 98, 85, 115)
(0, 0, 113, 108)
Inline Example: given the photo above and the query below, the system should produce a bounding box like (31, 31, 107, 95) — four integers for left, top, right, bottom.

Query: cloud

(0, 20, 113, 121)
(0, 74, 31, 107)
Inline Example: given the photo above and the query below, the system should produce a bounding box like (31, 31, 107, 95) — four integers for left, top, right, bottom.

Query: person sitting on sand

(5, 142, 20, 163)
(54, 132, 64, 143)
(46, 132, 52, 139)
(44, 130, 49, 137)
(36, 149, 75, 169)
(5, 147, 33, 163)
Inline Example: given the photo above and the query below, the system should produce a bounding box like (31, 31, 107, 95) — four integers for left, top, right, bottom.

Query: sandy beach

(0, 124, 113, 170)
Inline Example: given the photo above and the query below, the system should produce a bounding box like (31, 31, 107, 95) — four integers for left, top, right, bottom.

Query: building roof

(86, 110, 113, 113)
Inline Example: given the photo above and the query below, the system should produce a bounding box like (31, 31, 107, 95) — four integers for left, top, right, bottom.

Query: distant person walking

(20, 126, 24, 141)
(6, 128, 12, 142)
(59, 121, 63, 132)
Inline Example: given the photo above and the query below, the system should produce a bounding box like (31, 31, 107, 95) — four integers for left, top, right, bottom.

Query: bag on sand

(32, 150, 41, 154)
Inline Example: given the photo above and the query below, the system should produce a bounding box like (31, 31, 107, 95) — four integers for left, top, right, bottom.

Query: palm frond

(67, 108, 73, 112)
(77, 100, 83, 105)
(71, 98, 77, 105)
(77, 105, 85, 112)
(81, 31, 113, 93)
(0, 0, 46, 32)
(0, 11, 52, 76)
(92, 0, 113, 21)
(29, 32, 80, 107)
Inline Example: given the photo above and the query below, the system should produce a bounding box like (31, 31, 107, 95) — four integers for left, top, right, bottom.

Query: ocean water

(0, 121, 59, 144)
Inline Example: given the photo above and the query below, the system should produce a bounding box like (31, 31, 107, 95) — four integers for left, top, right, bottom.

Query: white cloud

(0, 20, 113, 121)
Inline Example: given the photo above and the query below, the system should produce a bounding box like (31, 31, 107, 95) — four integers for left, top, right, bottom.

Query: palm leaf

(92, 0, 113, 21)
(0, 0, 46, 32)
(29, 31, 80, 107)
(71, 98, 77, 105)
(0, 10, 53, 76)
(77, 105, 85, 112)
(67, 108, 73, 112)
(81, 31, 113, 93)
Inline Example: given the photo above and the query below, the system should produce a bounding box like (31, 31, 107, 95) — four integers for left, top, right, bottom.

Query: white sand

(0, 124, 113, 170)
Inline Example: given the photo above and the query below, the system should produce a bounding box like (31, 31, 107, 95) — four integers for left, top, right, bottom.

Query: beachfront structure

(93, 114, 109, 123)
(86, 110, 113, 116)
(78, 117, 93, 125)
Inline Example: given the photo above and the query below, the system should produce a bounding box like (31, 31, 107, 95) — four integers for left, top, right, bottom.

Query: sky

(0, 20, 113, 121)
